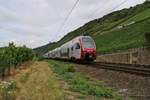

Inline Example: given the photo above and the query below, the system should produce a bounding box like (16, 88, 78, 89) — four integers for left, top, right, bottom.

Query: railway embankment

(97, 47, 150, 65)
(75, 63, 150, 100)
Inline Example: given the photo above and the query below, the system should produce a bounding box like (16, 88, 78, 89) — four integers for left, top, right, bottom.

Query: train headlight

(89, 54, 93, 58)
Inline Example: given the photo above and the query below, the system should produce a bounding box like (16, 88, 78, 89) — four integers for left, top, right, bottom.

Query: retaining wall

(97, 48, 150, 65)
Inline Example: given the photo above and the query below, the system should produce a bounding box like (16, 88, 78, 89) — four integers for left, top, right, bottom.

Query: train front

(80, 36, 96, 62)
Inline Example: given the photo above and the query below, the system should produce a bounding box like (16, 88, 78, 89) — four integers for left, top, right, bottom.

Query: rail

(93, 62, 150, 77)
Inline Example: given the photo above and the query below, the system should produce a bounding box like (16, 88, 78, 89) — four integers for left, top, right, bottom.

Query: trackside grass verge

(47, 60, 122, 100)
(0, 61, 64, 100)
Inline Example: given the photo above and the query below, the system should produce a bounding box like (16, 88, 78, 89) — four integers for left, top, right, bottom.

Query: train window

(83, 37, 95, 48)
(75, 43, 80, 49)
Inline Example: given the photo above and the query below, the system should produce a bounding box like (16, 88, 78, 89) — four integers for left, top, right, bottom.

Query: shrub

(65, 65, 75, 72)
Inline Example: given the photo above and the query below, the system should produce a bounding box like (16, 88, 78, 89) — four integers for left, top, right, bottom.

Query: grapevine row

(0, 42, 34, 79)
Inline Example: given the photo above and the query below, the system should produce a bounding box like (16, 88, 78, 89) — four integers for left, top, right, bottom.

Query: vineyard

(0, 43, 34, 79)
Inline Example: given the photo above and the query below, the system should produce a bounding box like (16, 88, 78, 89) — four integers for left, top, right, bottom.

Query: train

(44, 36, 96, 62)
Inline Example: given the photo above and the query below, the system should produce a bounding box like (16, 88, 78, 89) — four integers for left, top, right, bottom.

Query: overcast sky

(0, 0, 145, 48)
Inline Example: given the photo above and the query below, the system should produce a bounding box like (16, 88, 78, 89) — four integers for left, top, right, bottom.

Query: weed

(65, 65, 75, 72)
(20, 72, 29, 83)
(0, 80, 17, 100)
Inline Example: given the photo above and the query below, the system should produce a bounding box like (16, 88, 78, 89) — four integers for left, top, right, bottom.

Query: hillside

(34, 1, 150, 55)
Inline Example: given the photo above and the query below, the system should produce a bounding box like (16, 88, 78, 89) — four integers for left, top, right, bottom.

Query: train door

(67, 48, 70, 58)
(74, 42, 81, 59)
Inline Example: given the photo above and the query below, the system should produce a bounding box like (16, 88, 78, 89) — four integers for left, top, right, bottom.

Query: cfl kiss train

(44, 36, 96, 62)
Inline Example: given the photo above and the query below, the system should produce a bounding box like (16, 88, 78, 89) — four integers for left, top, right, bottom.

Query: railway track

(48, 59, 150, 76)
(93, 62, 150, 77)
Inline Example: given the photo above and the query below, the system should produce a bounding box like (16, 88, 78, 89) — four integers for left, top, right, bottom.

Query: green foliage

(0, 42, 34, 78)
(70, 74, 115, 98)
(48, 60, 121, 99)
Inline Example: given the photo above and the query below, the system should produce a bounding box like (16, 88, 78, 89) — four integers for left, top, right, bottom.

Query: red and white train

(44, 36, 96, 62)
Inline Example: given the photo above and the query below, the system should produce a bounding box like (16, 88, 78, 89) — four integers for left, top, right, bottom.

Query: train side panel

(45, 36, 96, 62)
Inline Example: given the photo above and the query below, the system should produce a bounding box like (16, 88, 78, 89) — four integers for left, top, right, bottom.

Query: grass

(19, 72, 29, 83)
(0, 61, 64, 100)
(47, 60, 122, 100)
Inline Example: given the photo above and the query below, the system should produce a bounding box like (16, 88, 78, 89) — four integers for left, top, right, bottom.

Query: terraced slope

(94, 16, 150, 53)
(34, 1, 150, 55)
(122, 8, 150, 25)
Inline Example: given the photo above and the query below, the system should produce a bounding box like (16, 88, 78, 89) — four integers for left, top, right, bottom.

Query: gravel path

(75, 63, 150, 100)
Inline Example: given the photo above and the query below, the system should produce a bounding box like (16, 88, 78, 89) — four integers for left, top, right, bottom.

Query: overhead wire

(109, 0, 129, 12)
(82, 0, 129, 33)
(87, 0, 129, 21)
(52, 0, 129, 41)
(57, 0, 80, 36)
(88, 0, 112, 19)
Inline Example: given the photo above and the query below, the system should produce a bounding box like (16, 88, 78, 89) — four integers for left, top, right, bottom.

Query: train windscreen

(82, 37, 95, 48)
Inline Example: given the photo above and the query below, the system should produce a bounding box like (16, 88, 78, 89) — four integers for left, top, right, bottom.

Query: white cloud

(0, 0, 145, 48)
